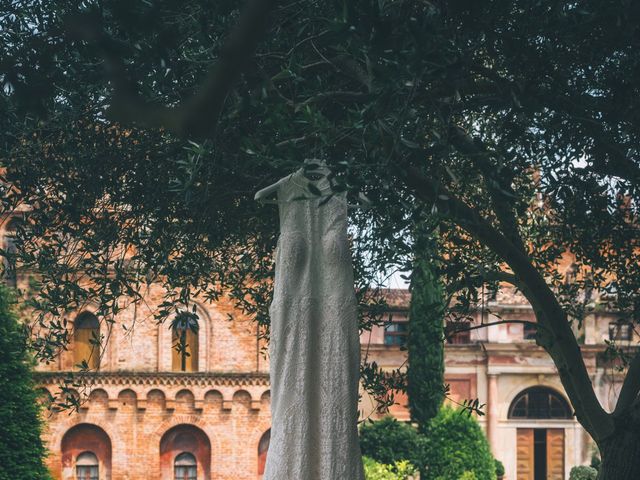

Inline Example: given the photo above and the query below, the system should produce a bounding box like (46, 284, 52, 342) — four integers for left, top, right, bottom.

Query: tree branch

(480, 269, 519, 286)
(445, 319, 541, 341)
(614, 348, 640, 416)
(462, 65, 640, 187)
(68, 0, 278, 140)
(448, 125, 526, 253)
(294, 91, 371, 108)
(402, 164, 615, 440)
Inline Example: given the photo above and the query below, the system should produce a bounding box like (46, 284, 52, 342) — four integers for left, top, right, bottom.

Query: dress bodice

(273, 169, 353, 302)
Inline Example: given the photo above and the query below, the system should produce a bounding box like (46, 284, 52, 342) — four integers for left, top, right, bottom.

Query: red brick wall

(38, 290, 272, 480)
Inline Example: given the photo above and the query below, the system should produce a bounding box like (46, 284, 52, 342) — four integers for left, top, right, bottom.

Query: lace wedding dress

(263, 168, 365, 480)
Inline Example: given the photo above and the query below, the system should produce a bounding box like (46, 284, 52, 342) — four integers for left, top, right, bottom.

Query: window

(446, 321, 471, 344)
(62, 424, 111, 480)
(74, 313, 100, 370)
(172, 325, 199, 372)
(488, 287, 498, 302)
(523, 322, 537, 341)
(609, 322, 632, 341)
(258, 429, 271, 475)
(508, 387, 571, 419)
(76, 451, 99, 480)
(564, 263, 578, 285)
(160, 424, 211, 478)
(384, 315, 408, 346)
(174, 452, 197, 480)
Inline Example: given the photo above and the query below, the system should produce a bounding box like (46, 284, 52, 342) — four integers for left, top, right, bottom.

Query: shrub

(360, 416, 424, 469)
(422, 406, 496, 480)
(494, 459, 505, 477)
(360, 408, 496, 480)
(569, 466, 598, 480)
(0, 286, 51, 480)
(459, 472, 478, 480)
(363, 456, 417, 480)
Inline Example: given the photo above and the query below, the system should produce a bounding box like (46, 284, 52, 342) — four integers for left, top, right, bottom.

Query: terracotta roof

(371, 286, 532, 310)
(374, 288, 412, 310)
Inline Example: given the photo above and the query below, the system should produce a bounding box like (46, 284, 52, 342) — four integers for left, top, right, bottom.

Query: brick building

(34, 284, 272, 480)
(6, 202, 624, 480)
(32, 280, 629, 480)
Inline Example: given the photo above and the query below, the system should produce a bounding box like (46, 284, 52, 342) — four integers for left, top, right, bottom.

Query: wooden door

(516, 428, 534, 480)
(546, 429, 564, 480)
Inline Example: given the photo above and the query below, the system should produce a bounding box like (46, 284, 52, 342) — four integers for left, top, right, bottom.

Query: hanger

(254, 159, 371, 208)
(254, 176, 290, 204)
(254, 159, 327, 204)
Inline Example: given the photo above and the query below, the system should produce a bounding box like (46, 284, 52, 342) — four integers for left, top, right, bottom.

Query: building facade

(34, 284, 272, 480)
(23, 259, 629, 480)
(359, 288, 629, 480)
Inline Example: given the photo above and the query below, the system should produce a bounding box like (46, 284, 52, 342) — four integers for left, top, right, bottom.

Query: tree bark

(598, 425, 640, 480)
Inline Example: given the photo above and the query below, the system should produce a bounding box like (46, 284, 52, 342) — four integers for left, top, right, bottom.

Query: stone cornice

(481, 342, 612, 354)
(34, 371, 270, 387)
(363, 342, 614, 355)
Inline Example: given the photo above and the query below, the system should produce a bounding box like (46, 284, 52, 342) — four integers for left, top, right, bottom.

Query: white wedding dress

(263, 168, 365, 480)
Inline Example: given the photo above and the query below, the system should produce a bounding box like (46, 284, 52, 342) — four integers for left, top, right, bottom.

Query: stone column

(487, 373, 499, 454)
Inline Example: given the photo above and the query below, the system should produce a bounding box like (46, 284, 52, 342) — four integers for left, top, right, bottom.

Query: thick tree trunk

(598, 426, 640, 480)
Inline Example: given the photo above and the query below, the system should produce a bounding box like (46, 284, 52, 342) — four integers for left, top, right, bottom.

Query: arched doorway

(61, 423, 112, 480)
(159, 424, 211, 480)
(508, 387, 571, 480)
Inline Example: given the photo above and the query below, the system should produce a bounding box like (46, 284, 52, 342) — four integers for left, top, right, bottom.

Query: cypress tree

(0, 285, 51, 480)
(407, 229, 445, 432)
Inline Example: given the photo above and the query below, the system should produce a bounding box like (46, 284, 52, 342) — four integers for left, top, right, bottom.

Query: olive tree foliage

(1, 0, 640, 470)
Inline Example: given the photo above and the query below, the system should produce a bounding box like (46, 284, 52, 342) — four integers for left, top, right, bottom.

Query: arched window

(508, 387, 572, 419)
(61, 424, 111, 480)
(74, 312, 100, 370)
(171, 312, 199, 372)
(76, 451, 99, 480)
(160, 424, 211, 480)
(174, 452, 197, 480)
(258, 429, 271, 476)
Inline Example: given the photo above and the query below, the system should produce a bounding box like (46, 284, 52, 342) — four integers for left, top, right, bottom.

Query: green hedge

(360, 416, 425, 468)
(569, 466, 598, 480)
(458, 472, 479, 480)
(422, 406, 496, 480)
(363, 456, 417, 480)
(360, 407, 497, 480)
(0, 286, 51, 480)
